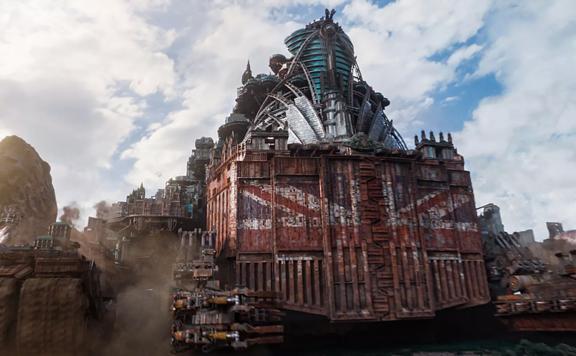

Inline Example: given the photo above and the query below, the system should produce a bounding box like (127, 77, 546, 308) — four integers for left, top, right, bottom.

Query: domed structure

(284, 8, 355, 100)
(233, 9, 406, 149)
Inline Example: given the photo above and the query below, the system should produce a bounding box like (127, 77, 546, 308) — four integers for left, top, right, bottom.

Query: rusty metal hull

(0, 242, 103, 353)
(499, 313, 576, 332)
(206, 146, 490, 322)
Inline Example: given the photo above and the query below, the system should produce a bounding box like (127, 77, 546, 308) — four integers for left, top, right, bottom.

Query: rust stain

(206, 140, 490, 321)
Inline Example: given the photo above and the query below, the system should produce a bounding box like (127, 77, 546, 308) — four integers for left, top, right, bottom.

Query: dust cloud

(59, 202, 81, 227)
(96, 231, 182, 356)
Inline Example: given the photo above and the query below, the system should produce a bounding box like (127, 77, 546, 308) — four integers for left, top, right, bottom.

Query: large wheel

(0, 278, 18, 349)
(16, 278, 88, 356)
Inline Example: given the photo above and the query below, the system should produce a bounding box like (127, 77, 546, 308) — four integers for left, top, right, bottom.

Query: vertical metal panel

(257, 262, 263, 291)
(321, 157, 382, 320)
(288, 260, 295, 304)
(428, 253, 468, 309)
(415, 188, 458, 251)
(380, 161, 435, 318)
(449, 176, 489, 306)
(274, 157, 319, 176)
(411, 160, 490, 311)
(319, 156, 336, 317)
(358, 159, 390, 316)
(297, 260, 304, 305)
(305, 259, 312, 305)
(274, 255, 326, 314)
(266, 261, 272, 291)
(460, 255, 490, 305)
(235, 260, 241, 287)
(218, 150, 490, 322)
(274, 177, 323, 251)
(450, 187, 483, 253)
(313, 259, 322, 307)
(237, 181, 273, 252)
(280, 260, 287, 300)
(242, 262, 247, 287)
(236, 258, 275, 293)
(248, 262, 255, 290)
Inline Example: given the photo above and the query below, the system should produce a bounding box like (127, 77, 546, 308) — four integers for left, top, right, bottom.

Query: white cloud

(0, 0, 176, 219)
(443, 96, 459, 103)
(120, 1, 305, 187)
(456, 0, 576, 238)
(447, 44, 482, 68)
(124, 0, 493, 189)
(1, 0, 574, 240)
(341, 0, 491, 132)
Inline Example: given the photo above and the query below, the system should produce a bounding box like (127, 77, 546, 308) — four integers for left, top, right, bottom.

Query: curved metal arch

(253, 77, 296, 123)
(253, 93, 292, 128)
(352, 60, 363, 82)
(266, 93, 291, 107)
(252, 30, 322, 122)
(282, 81, 303, 97)
(285, 30, 321, 78)
(248, 22, 408, 151)
(347, 66, 354, 105)
(391, 127, 408, 150)
(380, 115, 408, 150)
(289, 61, 318, 104)
(264, 113, 286, 128)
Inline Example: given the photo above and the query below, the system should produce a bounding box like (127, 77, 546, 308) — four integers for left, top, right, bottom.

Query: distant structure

(547, 222, 564, 238)
(187, 137, 214, 182)
(542, 221, 576, 261)
(478, 203, 576, 266)
(477, 203, 505, 236)
(95, 137, 214, 227)
(0, 205, 22, 226)
(84, 137, 215, 269)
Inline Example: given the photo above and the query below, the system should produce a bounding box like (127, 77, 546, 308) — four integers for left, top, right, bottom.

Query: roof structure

(228, 9, 407, 150)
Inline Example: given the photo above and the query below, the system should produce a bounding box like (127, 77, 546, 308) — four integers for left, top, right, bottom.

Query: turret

(547, 222, 564, 239)
(415, 130, 457, 160)
(241, 61, 253, 85)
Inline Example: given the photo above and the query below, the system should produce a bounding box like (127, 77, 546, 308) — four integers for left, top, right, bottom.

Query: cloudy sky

(1, 0, 574, 238)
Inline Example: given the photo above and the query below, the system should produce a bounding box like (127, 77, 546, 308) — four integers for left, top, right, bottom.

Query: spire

(241, 60, 253, 85)
(324, 8, 336, 21)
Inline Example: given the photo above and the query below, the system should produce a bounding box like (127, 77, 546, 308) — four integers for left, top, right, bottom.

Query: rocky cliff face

(0, 136, 57, 244)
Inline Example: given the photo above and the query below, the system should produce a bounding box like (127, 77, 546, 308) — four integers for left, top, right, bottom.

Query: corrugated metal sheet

(206, 148, 490, 321)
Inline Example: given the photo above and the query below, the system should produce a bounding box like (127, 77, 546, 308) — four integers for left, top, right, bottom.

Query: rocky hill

(0, 136, 57, 244)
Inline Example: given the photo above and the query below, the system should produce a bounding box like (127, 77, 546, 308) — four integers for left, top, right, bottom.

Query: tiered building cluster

(99, 138, 214, 226)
